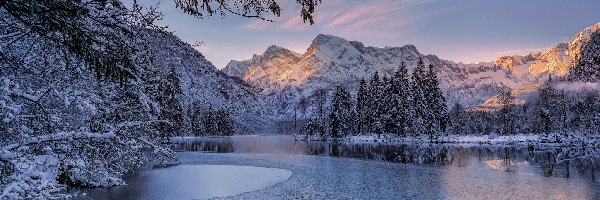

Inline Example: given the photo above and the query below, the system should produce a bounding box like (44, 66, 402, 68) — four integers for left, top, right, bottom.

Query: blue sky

(135, 0, 600, 69)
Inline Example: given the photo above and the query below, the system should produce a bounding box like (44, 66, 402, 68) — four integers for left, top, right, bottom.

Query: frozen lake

(75, 135, 600, 199)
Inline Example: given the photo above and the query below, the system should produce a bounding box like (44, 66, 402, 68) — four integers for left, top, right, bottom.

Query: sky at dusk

(135, 0, 600, 69)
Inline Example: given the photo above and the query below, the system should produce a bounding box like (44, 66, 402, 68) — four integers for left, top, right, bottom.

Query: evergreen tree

(423, 64, 449, 140)
(534, 83, 555, 134)
(203, 107, 216, 135)
(393, 62, 412, 136)
(450, 103, 465, 135)
(381, 76, 396, 134)
(315, 88, 328, 137)
(497, 88, 515, 135)
(355, 79, 369, 134)
(329, 86, 352, 139)
(410, 59, 428, 136)
(190, 102, 203, 136)
(368, 71, 383, 135)
(216, 108, 235, 136)
(158, 67, 184, 137)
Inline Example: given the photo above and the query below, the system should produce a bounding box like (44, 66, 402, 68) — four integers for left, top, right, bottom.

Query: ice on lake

(74, 165, 292, 200)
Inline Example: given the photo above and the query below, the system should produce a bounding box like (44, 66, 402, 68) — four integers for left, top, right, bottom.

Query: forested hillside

(0, 1, 269, 198)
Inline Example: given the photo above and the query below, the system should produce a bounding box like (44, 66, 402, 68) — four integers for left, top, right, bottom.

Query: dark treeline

(190, 105, 235, 136)
(147, 67, 236, 137)
(304, 59, 450, 141)
(451, 77, 600, 137)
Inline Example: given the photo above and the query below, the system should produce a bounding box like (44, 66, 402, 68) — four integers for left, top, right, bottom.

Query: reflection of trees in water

(172, 138, 600, 180)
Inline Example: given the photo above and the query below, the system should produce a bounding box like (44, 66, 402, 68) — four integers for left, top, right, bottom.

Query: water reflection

(172, 136, 600, 181)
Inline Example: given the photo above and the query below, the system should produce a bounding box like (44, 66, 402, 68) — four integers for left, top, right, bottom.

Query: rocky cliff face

(223, 22, 600, 117)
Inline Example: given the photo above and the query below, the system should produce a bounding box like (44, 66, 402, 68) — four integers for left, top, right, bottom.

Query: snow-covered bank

(295, 133, 600, 147)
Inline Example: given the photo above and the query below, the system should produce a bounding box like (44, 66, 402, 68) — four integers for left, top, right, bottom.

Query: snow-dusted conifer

(355, 79, 369, 134)
(410, 59, 428, 136)
(329, 86, 352, 139)
(393, 62, 412, 136)
(158, 67, 184, 137)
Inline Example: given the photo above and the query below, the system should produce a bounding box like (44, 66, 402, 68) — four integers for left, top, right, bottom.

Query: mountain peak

(586, 22, 600, 32)
(265, 45, 288, 53)
(261, 45, 301, 60)
(311, 34, 348, 46)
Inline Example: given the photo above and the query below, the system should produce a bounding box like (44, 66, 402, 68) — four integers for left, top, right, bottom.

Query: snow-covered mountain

(478, 22, 600, 108)
(222, 35, 505, 117)
(493, 23, 600, 82)
(223, 22, 600, 116)
(223, 34, 507, 106)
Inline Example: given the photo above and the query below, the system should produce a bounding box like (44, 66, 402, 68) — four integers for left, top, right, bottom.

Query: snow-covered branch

(117, 120, 171, 128)
(1, 131, 116, 152)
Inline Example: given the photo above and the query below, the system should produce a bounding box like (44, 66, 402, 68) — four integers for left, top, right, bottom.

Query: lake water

(75, 135, 600, 199)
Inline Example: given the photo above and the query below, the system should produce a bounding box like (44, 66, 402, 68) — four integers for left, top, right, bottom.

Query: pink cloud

(237, 0, 445, 38)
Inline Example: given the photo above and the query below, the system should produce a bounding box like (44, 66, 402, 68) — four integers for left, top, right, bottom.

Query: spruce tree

(315, 89, 327, 137)
(424, 64, 448, 140)
(393, 62, 412, 136)
(355, 79, 369, 134)
(329, 86, 352, 139)
(190, 102, 203, 136)
(410, 59, 428, 136)
(203, 107, 216, 135)
(368, 71, 382, 134)
(158, 67, 184, 138)
(382, 76, 396, 134)
(450, 103, 465, 135)
(497, 88, 515, 135)
(216, 109, 235, 136)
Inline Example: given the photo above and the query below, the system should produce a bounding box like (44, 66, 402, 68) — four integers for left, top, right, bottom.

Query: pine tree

(355, 79, 369, 134)
(216, 108, 235, 136)
(423, 64, 448, 141)
(497, 88, 515, 135)
(158, 67, 184, 137)
(368, 71, 382, 135)
(393, 62, 412, 136)
(315, 88, 327, 137)
(381, 76, 396, 134)
(450, 103, 465, 135)
(203, 107, 216, 135)
(329, 86, 352, 139)
(190, 102, 203, 136)
(411, 59, 428, 136)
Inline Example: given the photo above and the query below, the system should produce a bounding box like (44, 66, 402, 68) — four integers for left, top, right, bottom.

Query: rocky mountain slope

(223, 22, 600, 117)
(478, 22, 600, 108)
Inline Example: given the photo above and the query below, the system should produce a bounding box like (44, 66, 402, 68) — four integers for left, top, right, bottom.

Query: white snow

(1, 131, 116, 151)
(297, 133, 543, 146)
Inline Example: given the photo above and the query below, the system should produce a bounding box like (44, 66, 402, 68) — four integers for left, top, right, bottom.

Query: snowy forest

(297, 42, 600, 140)
(1, 0, 600, 199)
(303, 60, 449, 141)
(0, 1, 244, 198)
(299, 65, 600, 141)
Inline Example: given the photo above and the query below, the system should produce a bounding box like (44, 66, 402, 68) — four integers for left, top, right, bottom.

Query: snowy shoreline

(293, 133, 600, 147)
